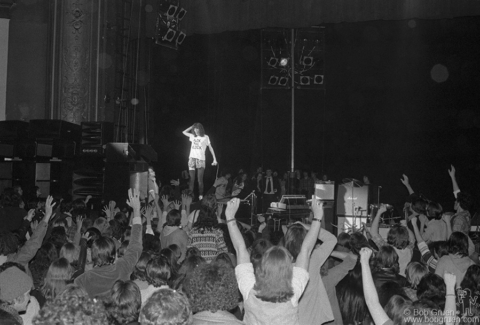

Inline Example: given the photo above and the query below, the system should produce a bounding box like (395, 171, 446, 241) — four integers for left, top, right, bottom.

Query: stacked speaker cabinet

(81, 122, 114, 156)
(336, 183, 370, 235)
(314, 182, 335, 233)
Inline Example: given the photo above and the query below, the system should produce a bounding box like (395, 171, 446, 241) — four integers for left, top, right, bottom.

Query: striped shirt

(187, 228, 228, 263)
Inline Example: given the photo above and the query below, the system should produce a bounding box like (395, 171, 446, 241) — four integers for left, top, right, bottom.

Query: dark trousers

(262, 193, 277, 213)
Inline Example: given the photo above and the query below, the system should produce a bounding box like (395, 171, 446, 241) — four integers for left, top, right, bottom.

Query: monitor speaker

(336, 184, 369, 216)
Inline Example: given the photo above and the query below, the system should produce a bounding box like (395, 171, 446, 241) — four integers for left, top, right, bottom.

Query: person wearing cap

(0, 266, 34, 324)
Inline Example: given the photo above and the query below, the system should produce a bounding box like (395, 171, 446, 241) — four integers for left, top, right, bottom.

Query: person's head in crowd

(57, 284, 88, 299)
(114, 211, 129, 228)
(220, 169, 232, 179)
(143, 234, 160, 255)
(169, 244, 181, 261)
(378, 281, 408, 308)
(402, 300, 440, 325)
(337, 263, 370, 325)
(49, 226, 69, 253)
(193, 205, 218, 230)
(160, 247, 179, 277)
(41, 258, 73, 301)
(184, 262, 239, 314)
(0, 266, 33, 313)
(33, 288, 108, 325)
(250, 238, 273, 270)
(85, 227, 102, 248)
(118, 240, 129, 258)
(280, 223, 307, 262)
(200, 193, 217, 211)
(405, 262, 428, 290)
(455, 191, 472, 212)
(105, 280, 141, 325)
(166, 209, 182, 227)
(71, 198, 86, 210)
(384, 295, 412, 324)
(0, 231, 20, 257)
(448, 231, 469, 257)
(256, 172, 263, 181)
(349, 231, 371, 255)
(2, 193, 23, 208)
(253, 246, 293, 303)
(140, 288, 192, 325)
(109, 219, 124, 241)
(175, 255, 206, 290)
(460, 264, 480, 292)
(426, 202, 443, 220)
(192, 122, 205, 137)
(386, 225, 410, 250)
(93, 217, 108, 234)
(213, 252, 235, 269)
(13, 185, 23, 197)
(372, 245, 400, 274)
(53, 218, 69, 232)
(146, 256, 171, 288)
(59, 242, 79, 266)
(411, 197, 427, 215)
(131, 251, 151, 282)
(30, 242, 59, 287)
(428, 240, 449, 260)
(417, 273, 446, 309)
(265, 168, 272, 178)
(91, 236, 117, 267)
(336, 232, 351, 252)
(59, 198, 72, 214)
(185, 247, 201, 259)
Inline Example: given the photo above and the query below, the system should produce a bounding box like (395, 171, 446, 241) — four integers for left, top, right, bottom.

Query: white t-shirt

(189, 134, 210, 160)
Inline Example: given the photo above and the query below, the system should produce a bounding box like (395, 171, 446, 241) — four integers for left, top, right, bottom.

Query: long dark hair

(461, 265, 480, 292)
(192, 123, 205, 137)
(337, 263, 371, 325)
(192, 206, 218, 231)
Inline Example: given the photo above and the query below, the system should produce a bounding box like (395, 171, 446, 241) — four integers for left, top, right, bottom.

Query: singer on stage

(182, 123, 218, 200)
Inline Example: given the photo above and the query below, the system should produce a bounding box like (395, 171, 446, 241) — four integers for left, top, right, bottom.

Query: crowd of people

(0, 164, 478, 325)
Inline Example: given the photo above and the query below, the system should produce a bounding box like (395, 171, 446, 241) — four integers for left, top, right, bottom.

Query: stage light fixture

(176, 8, 187, 21)
(176, 31, 186, 45)
(278, 76, 289, 86)
(301, 56, 314, 66)
(268, 75, 279, 85)
(166, 4, 178, 17)
(268, 57, 278, 67)
(279, 58, 289, 66)
(299, 76, 310, 85)
(314, 74, 324, 84)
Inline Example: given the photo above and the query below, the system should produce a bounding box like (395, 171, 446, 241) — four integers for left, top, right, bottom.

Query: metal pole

(289, 28, 295, 193)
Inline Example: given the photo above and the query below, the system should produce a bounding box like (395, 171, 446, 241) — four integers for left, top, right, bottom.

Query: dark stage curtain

(182, 0, 480, 35)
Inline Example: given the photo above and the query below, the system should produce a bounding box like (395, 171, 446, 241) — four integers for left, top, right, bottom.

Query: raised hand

(359, 247, 373, 264)
(26, 209, 35, 222)
(173, 200, 181, 210)
(82, 231, 92, 241)
(160, 195, 170, 209)
(400, 174, 409, 186)
(378, 204, 388, 214)
(76, 216, 85, 231)
(102, 205, 112, 220)
(443, 272, 457, 290)
(126, 188, 141, 212)
(31, 220, 39, 231)
(226, 198, 240, 221)
(170, 179, 180, 186)
(310, 196, 324, 220)
(44, 195, 57, 222)
(448, 165, 456, 178)
(212, 160, 218, 166)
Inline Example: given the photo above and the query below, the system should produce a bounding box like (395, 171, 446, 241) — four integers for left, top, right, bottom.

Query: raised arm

(360, 247, 391, 325)
(410, 216, 424, 243)
(225, 198, 250, 264)
(400, 174, 415, 195)
(119, 189, 143, 272)
(442, 213, 453, 239)
(448, 165, 460, 198)
(371, 204, 387, 237)
(182, 124, 194, 137)
(295, 197, 323, 271)
(443, 273, 457, 325)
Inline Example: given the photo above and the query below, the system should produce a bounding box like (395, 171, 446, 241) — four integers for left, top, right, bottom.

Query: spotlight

(176, 8, 187, 21)
(268, 75, 279, 85)
(278, 76, 289, 86)
(301, 56, 314, 66)
(176, 31, 186, 45)
(314, 74, 324, 84)
(163, 28, 176, 42)
(279, 58, 289, 67)
(166, 4, 177, 17)
(268, 57, 278, 67)
(299, 76, 310, 85)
